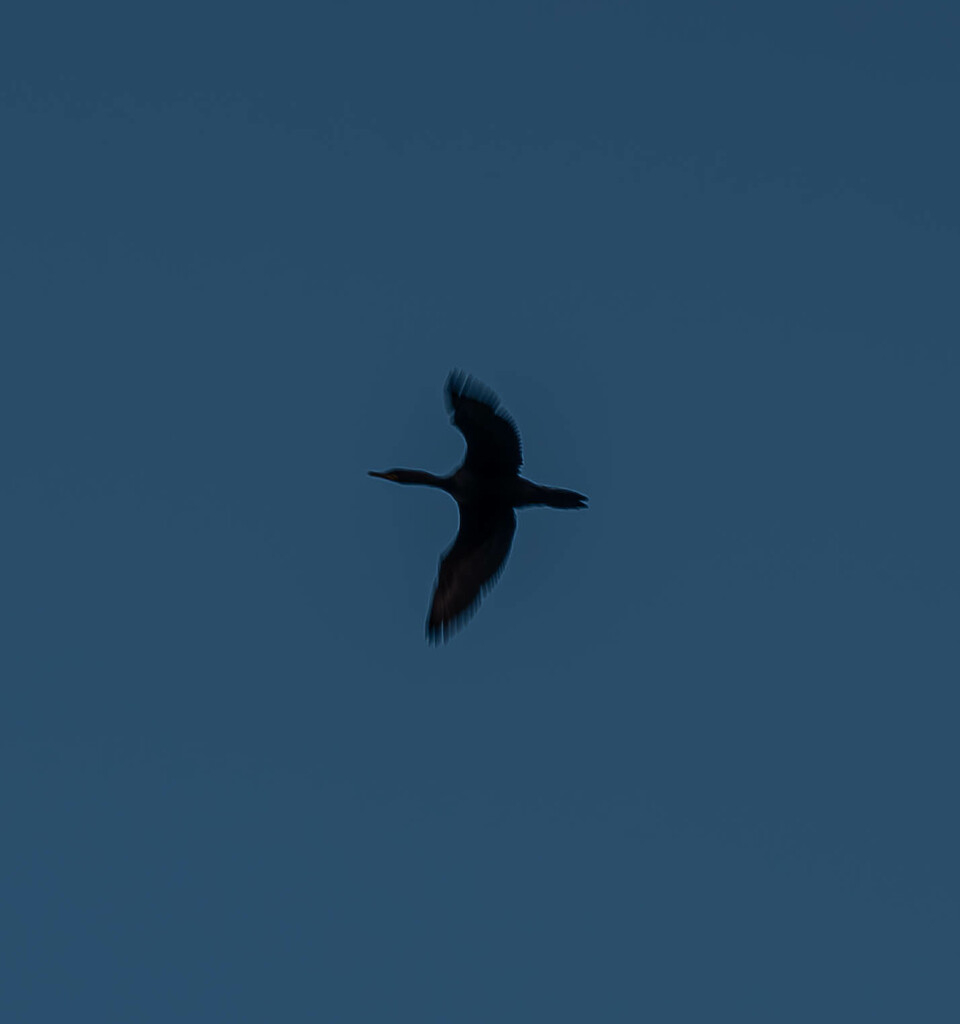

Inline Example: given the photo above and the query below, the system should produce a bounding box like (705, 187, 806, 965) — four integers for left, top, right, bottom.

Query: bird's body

(369, 371, 587, 643)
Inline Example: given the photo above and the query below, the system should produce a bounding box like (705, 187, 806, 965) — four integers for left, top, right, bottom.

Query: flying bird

(369, 371, 588, 643)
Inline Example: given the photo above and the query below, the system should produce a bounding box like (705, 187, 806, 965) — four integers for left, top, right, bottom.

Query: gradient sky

(2, 3, 958, 1021)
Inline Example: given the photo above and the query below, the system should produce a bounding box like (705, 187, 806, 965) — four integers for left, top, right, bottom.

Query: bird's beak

(368, 471, 389, 479)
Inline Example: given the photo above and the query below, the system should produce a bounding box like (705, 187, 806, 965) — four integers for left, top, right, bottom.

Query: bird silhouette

(369, 371, 587, 642)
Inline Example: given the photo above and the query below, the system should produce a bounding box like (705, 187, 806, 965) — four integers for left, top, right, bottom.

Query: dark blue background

(3, 3, 958, 1020)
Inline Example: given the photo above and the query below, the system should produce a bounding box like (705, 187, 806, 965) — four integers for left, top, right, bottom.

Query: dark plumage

(369, 372, 588, 643)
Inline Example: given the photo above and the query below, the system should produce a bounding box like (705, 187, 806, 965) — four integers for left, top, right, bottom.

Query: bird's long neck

(386, 470, 451, 490)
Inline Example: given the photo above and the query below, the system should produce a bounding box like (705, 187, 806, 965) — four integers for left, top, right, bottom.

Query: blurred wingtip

(445, 369, 502, 413)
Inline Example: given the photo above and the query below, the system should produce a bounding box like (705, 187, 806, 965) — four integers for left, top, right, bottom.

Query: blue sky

(2, 3, 958, 1020)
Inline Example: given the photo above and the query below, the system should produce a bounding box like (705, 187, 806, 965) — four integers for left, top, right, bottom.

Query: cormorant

(369, 371, 588, 643)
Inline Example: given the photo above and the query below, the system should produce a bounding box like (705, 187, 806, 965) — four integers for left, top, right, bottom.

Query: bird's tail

(539, 487, 588, 509)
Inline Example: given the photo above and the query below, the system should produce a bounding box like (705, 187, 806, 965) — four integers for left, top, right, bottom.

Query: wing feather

(446, 371, 522, 476)
(426, 504, 517, 643)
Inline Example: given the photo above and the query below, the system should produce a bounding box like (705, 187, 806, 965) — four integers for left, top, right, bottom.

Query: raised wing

(426, 504, 517, 643)
(446, 371, 522, 476)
